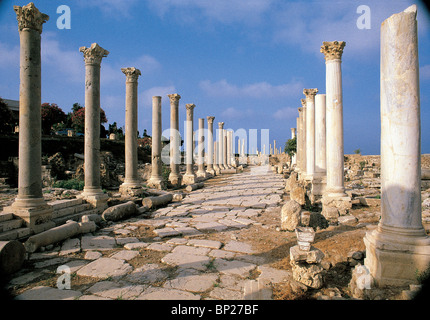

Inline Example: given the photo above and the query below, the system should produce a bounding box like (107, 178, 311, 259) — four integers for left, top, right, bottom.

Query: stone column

(213, 141, 220, 174)
(206, 116, 216, 175)
(119, 67, 141, 194)
(218, 122, 225, 170)
(315, 94, 326, 176)
(168, 93, 182, 186)
(320, 41, 347, 199)
(147, 96, 164, 189)
(183, 104, 197, 184)
(291, 128, 297, 166)
(10, 3, 53, 233)
(364, 5, 430, 287)
(274, 140, 277, 155)
(223, 132, 228, 169)
(226, 131, 232, 168)
(298, 99, 307, 179)
(79, 43, 109, 208)
(303, 88, 318, 181)
(196, 118, 207, 178)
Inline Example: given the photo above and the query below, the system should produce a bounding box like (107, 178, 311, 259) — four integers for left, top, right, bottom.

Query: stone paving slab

(15, 286, 82, 300)
(76, 257, 132, 279)
(136, 287, 201, 300)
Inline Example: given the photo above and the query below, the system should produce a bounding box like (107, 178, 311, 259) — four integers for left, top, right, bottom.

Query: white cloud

(0, 41, 20, 69)
(146, 0, 273, 25)
(273, 107, 297, 120)
(200, 79, 303, 98)
(140, 85, 177, 109)
(76, 0, 139, 17)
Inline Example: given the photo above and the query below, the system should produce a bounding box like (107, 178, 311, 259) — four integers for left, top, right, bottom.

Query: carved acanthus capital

(300, 99, 307, 107)
(168, 94, 181, 105)
(14, 2, 49, 34)
(121, 67, 141, 82)
(303, 88, 319, 101)
(298, 107, 303, 114)
(320, 41, 346, 61)
(207, 116, 215, 124)
(185, 104, 195, 117)
(218, 122, 224, 129)
(80, 43, 109, 65)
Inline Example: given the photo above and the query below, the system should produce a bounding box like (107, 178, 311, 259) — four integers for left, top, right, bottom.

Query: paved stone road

(9, 166, 290, 300)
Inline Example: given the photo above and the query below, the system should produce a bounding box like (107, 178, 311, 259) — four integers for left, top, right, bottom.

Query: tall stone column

(291, 128, 296, 166)
(79, 43, 109, 208)
(320, 41, 347, 198)
(294, 116, 301, 172)
(10, 3, 53, 233)
(119, 67, 141, 194)
(213, 141, 220, 174)
(299, 99, 307, 179)
(206, 116, 216, 175)
(183, 104, 197, 184)
(168, 93, 182, 186)
(303, 88, 318, 181)
(223, 132, 228, 169)
(196, 118, 207, 178)
(226, 131, 232, 168)
(315, 94, 327, 175)
(147, 96, 164, 189)
(218, 122, 225, 170)
(364, 5, 430, 286)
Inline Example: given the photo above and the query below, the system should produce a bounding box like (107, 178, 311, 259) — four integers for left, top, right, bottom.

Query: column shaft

(315, 94, 326, 175)
(148, 96, 163, 188)
(183, 104, 196, 184)
(196, 118, 207, 178)
(168, 94, 182, 186)
(207, 116, 216, 175)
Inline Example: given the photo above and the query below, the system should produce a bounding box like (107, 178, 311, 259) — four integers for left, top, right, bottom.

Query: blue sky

(0, 0, 429, 155)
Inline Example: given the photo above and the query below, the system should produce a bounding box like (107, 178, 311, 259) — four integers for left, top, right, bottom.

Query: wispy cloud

(0, 41, 19, 69)
(273, 107, 297, 120)
(76, 0, 139, 17)
(140, 85, 177, 109)
(200, 79, 303, 98)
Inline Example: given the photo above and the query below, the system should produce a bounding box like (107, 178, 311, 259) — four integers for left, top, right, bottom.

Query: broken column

(9, 3, 54, 233)
(303, 88, 318, 181)
(183, 104, 197, 185)
(119, 67, 142, 194)
(320, 40, 351, 216)
(147, 96, 165, 189)
(168, 94, 182, 187)
(196, 118, 207, 178)
(364, 5, 430, 287)
(218, 122, 225, 170)
(78, 43, 109, 208)
(206, 116, 216, 175)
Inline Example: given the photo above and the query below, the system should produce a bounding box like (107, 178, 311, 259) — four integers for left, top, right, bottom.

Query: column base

(206, 168, 216, 176)
(8, 198, 55, 234)
(79, 189, 109, 209)
(196, 170, 208, 179)
(182, 173, 197, 185)
(311, 175, 326, 197)
(364, 225, 430, 287)
(119, 183, 144, 197)
(321, 194, 352, 222)
(168, 173, 183, 187)
(146, 177, 167, 190)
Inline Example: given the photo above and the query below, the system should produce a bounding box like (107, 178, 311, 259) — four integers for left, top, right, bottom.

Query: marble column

(218, 122, 225, 170)
(294, 116, 300, 172)
(226, 131, 232, 168)
(274, 140, 277, 155)
(364, 5, 430, 286)
(79, 43, 109, 208)
(303, 88, 318, 181)
(206, 116, 216, 175)
(320, 41, 347, 199)
(299, 99, 307, 179)
(196, 118, 207, 178)
(213, 141, 220, 174)
(223, 132, 228, 169)
(183, 104, 197, 184)
(168, 93, 182, 186)
(291, 128, 297, 166)
(147, 96, 164, 189)
(315, 94, 327, 176)
(119, 67, 141, 193)
(10, 3, 53, 232)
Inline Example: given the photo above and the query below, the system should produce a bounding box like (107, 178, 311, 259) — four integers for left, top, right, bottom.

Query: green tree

(284, 136, 297, 167)
(0, 98, 14, 134)
(70, 105, 107, 134)
(108, 121, 124, 140)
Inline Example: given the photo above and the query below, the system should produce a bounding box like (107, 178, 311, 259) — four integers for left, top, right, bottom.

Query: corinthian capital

(80, 43, 109, 65)
(14, 2, 49, 34)
(303, 88, 319, 101)
(320, 41, 346, 61)
(121, 67, 141, 82)
(298, 107, 303, 114)
(168, 94, 181, 105)
(300, 99, 306, 107)
(207, 116, 215, 124)
(218, 122, 224, 129)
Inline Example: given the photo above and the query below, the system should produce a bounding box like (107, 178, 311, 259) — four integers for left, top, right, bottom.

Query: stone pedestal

(119, 67, 142, 194)
(196, 118, 207, 178)
(79, 43, 110, 208)
(147, 96, 165, 189)
(206, 116, 216, 175)
(168, 94, 182, 187)
(364, 5, 430, 287)
(9, 3, 54, 233)
(183, 104, 197, 185)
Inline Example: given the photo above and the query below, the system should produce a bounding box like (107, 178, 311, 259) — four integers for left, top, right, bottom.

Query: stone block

(281, 200, 302, 231)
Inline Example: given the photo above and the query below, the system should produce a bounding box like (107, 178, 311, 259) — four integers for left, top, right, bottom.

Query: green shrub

(52, 178, 85, 190)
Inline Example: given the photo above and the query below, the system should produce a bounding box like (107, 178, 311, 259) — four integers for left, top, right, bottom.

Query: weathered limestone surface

(206, 116, 216, 175)
(364, 5, 430, 287)
(303, 88, 318, 181)
(183, 104, 197, 185)
(147, 96, 164, 189)
(168, 94, 182, 186)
